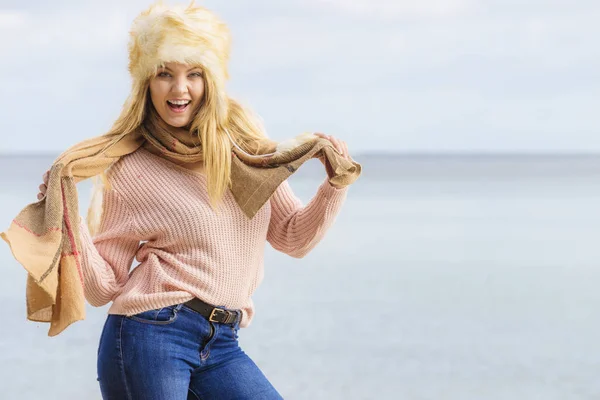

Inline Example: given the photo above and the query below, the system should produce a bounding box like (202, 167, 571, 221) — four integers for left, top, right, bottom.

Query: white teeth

(168, 100, 191, 105)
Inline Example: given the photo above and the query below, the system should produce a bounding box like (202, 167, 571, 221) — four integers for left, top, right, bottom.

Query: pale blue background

(0, 0, 598, 154)
(1, 1, 599, 399)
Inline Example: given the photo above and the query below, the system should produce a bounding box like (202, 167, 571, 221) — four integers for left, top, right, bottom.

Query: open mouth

(167, 100, 191, 113)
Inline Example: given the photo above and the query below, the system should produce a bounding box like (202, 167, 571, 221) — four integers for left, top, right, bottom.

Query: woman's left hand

(313, 132, 350, 161)
(313, 132, 350, 188)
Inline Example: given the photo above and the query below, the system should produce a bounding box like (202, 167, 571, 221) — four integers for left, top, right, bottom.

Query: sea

(0, 153, 599, 400)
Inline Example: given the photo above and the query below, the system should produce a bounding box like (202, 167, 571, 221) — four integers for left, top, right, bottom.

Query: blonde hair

(90, 71, 274, 214)
(87, 1, 275, 232)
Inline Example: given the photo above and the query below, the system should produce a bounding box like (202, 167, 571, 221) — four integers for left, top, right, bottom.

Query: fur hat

(127, 1, 231, 118)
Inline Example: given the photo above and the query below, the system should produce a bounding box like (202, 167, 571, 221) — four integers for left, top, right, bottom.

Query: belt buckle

(209, 308, 227, 323)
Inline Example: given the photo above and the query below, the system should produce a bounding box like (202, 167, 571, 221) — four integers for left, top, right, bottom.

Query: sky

(0, 0, 598, 154)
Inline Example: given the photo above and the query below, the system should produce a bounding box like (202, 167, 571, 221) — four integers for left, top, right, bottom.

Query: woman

(30, 2, 356, 399)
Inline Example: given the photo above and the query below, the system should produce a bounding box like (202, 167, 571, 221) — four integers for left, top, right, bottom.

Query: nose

(171, 76, 188, 95)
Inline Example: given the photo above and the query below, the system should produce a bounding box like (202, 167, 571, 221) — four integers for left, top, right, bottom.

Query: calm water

(1, 154, 599, 399)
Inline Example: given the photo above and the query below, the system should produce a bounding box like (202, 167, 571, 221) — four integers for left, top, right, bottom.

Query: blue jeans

(97, 303, 283, 399)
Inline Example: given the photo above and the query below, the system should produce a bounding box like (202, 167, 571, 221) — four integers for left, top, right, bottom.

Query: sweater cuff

(319, 177, 349, 199)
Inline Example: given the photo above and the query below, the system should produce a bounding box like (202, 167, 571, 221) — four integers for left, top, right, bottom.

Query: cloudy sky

(0, 0, 598, 154)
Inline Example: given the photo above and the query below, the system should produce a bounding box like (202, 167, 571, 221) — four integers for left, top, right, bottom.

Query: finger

(316, 132, 333, 142)
(37, 193, 44, 200)
(340, 141, 349, 159)
(335, 138, 345, 155)
(314, 133, 343, 154)
(330, 136, 343, 154)
(315, 133, 332, 146)
(43, 170, 50, 181)
(39, 183, 46, 193)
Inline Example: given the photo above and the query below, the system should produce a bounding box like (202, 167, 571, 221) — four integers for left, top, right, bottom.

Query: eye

(189, 72, 203, 78)
(157, 71, 171, 78)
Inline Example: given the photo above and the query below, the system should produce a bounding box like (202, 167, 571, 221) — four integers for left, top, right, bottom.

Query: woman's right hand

(37, 170, 50, 200)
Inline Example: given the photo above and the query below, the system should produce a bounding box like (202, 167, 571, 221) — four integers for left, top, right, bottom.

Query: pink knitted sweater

(78, 147, 347, 328)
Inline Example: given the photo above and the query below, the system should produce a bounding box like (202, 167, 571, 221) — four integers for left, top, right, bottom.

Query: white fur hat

(127, 1, 231, 117)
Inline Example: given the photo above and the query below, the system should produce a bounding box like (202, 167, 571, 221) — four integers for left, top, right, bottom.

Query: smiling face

(149, 62, 205, 128)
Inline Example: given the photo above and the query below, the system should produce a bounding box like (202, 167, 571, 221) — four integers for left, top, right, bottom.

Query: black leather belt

(184, 297, 241, 325)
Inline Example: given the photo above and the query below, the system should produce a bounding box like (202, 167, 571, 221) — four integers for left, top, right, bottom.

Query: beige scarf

(1, 108, 362, 336)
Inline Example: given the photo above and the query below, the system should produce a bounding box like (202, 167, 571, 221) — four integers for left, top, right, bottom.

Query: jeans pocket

(128, 305, 179, 325)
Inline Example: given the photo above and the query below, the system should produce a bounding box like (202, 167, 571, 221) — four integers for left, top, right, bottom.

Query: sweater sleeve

(267, 177, 348, 258)
(78, 188, 141, 307)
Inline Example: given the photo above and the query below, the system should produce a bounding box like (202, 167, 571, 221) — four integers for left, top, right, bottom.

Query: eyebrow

(160, 66, 202, 72)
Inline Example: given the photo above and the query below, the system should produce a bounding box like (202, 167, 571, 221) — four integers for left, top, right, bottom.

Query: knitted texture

(78, 148, 347, 328)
